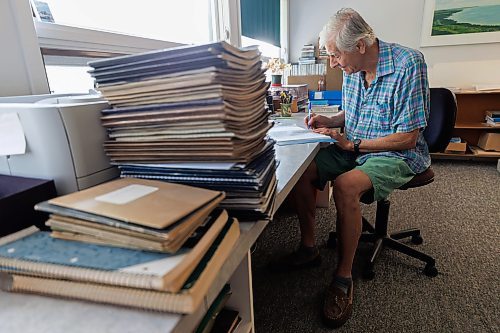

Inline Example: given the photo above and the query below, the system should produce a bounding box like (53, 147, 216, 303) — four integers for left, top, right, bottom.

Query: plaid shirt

(342, 39, 431, 173)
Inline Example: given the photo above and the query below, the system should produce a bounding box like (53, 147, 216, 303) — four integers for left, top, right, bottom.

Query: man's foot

(269, 244, 321, 272)
(322, 278, 353, 328)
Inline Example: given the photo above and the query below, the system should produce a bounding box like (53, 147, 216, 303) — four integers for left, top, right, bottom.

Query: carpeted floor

(251, 161, 500, 333)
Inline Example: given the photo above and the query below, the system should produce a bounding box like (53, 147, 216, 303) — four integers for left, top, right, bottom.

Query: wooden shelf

(469, 146, 500, 158)
(455, 122, 499, 129)
(431, 153, 497, 161)
(446, 91, 500, 161)
(431, 146, 500, 161)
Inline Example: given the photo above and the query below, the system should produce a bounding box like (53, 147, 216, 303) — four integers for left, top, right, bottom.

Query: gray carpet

(251, 161, 500, 332)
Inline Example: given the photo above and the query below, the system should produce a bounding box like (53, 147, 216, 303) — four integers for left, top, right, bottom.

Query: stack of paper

(35, 178, 225, 253)
(0, 178, 240, 313)
(88, 42, 277, 221)
(268, 124, 336, 146)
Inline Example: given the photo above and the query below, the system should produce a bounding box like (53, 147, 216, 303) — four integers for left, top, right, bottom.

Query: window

(33, 0, 215, 44)
(24, 0, 288, 94)
(31, 0, 218, 93)
(240, 0, 288, 60)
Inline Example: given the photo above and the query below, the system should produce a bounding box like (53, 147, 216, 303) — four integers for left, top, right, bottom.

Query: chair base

(327, 199, 438, 279)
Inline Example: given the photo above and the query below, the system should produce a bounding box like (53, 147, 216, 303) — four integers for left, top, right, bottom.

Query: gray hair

(319, 8, 376, 52)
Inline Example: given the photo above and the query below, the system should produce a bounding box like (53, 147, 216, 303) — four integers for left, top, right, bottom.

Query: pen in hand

(307, 101, 311, 129)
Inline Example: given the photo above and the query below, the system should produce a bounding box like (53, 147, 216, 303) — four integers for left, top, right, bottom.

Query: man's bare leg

(322, 169, 373, 327)
(332, 169, 373, 277)
(289, 161, 319, 247)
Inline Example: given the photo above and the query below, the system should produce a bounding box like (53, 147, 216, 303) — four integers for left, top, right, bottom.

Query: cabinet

(431, 91, 500, 160)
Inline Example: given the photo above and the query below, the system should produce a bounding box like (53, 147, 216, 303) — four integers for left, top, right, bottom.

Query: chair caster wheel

(411, 235, 423, 245)
(327, 232, 337, 249)
(362, 269, 375, 280)
(424, 264, 438, 277)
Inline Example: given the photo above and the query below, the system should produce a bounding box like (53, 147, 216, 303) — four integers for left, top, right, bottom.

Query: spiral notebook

(0, 210, 234, 293)
(0, 215, 240, 313)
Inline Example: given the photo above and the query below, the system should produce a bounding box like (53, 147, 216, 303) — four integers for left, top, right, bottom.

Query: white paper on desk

(268, 124, 336, 146)
(0, 113, 26, 156)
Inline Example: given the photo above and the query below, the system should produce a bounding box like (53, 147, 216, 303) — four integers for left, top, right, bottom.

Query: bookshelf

(431, 90, 500, 160)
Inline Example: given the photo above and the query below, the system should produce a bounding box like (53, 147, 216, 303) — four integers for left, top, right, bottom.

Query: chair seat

(399, 167, 434, 190)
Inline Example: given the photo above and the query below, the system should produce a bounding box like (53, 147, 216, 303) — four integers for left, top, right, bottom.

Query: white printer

(0, 93, 119, 195)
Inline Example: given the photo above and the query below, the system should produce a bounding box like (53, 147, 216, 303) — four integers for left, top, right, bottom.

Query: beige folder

(48, 178, 223, 229)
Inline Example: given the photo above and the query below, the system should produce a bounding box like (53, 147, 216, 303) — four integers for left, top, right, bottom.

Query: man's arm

(352, 129, 419, 152)
(314, 128, 419, 152)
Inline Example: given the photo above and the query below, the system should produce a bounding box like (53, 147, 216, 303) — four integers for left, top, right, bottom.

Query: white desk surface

(0, 142, 319, 333)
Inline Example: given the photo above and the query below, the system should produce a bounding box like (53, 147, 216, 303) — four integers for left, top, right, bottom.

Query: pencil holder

(280, 103, 292, 117)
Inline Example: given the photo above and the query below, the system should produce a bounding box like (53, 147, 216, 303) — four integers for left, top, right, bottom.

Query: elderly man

(280, 8, 431, 328)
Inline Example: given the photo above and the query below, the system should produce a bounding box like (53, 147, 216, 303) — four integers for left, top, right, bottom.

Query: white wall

(289, 0, 500, 89)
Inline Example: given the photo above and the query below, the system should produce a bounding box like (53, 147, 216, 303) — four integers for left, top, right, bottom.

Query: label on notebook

(95, 184, 158, 205)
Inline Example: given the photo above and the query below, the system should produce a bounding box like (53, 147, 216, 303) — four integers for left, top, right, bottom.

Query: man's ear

(357, 40, 366, 54)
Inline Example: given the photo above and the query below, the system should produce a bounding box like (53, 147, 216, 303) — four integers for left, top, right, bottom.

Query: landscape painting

(421, 0, 500, 46)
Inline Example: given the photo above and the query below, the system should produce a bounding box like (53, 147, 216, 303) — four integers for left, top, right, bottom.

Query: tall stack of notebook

(0, 178, 240, 313)
(87, 41, 277, 221)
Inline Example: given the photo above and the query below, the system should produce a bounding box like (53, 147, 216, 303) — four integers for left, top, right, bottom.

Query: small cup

(280, 103, 292, 117)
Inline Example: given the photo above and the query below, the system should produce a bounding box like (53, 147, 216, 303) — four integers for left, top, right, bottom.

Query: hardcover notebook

(39, 191, 224, 253)
(0, 215, 240, 313)
(0, 209, 231, 293)
(43, 178, 222, 229)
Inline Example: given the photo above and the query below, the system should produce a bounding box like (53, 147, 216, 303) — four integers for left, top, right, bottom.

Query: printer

(0, 93, 119, 195)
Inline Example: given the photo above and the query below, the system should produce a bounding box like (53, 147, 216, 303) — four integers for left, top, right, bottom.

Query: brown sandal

(322, 280, 353, 328)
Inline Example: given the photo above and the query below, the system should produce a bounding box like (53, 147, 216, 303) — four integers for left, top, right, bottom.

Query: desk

(0, 143, 319, 333)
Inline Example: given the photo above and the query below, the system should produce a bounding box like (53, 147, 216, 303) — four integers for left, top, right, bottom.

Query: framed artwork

(421, 0, 500, 47)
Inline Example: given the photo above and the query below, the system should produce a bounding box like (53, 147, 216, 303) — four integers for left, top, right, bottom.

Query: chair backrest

(423, 88, 457, 153)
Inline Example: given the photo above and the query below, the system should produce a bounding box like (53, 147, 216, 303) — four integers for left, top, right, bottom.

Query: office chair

(327, 87, 457, 279)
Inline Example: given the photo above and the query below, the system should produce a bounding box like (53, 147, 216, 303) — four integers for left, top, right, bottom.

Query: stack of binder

(0, 178, 240, 313)
(87, 41, 277, 221)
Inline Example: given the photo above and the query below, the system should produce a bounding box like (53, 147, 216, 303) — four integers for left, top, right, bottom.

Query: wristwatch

(353, 139, 362, 155)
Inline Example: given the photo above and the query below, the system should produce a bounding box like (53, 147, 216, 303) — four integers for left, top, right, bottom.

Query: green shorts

(314, 145, 415, 201)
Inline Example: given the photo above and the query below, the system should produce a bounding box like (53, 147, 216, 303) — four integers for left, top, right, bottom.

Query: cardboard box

(0, 175, 56, 236)
(325, 66, 343, 90)
(477, 132, 500, 151)
(287, 75, 325, 91)
(444, 142, 467, 154)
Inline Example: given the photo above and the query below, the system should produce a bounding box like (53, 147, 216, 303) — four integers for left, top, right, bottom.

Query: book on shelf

(0, 214, 240, 313)
(0, 209, 232, 293)
(485, 111, 500, 127)
(485, 110, 500, 117)
(485, 116, 500, 127)
(195, 284, 232, 333)
(212, 308, 242, 333)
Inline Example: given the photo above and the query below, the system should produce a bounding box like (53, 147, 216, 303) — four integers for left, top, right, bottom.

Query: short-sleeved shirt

(342, 39, 431, 173)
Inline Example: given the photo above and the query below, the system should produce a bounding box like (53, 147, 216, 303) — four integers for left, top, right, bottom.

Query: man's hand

(313, 128, 353, 151)
(305, 114, 334, 129)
